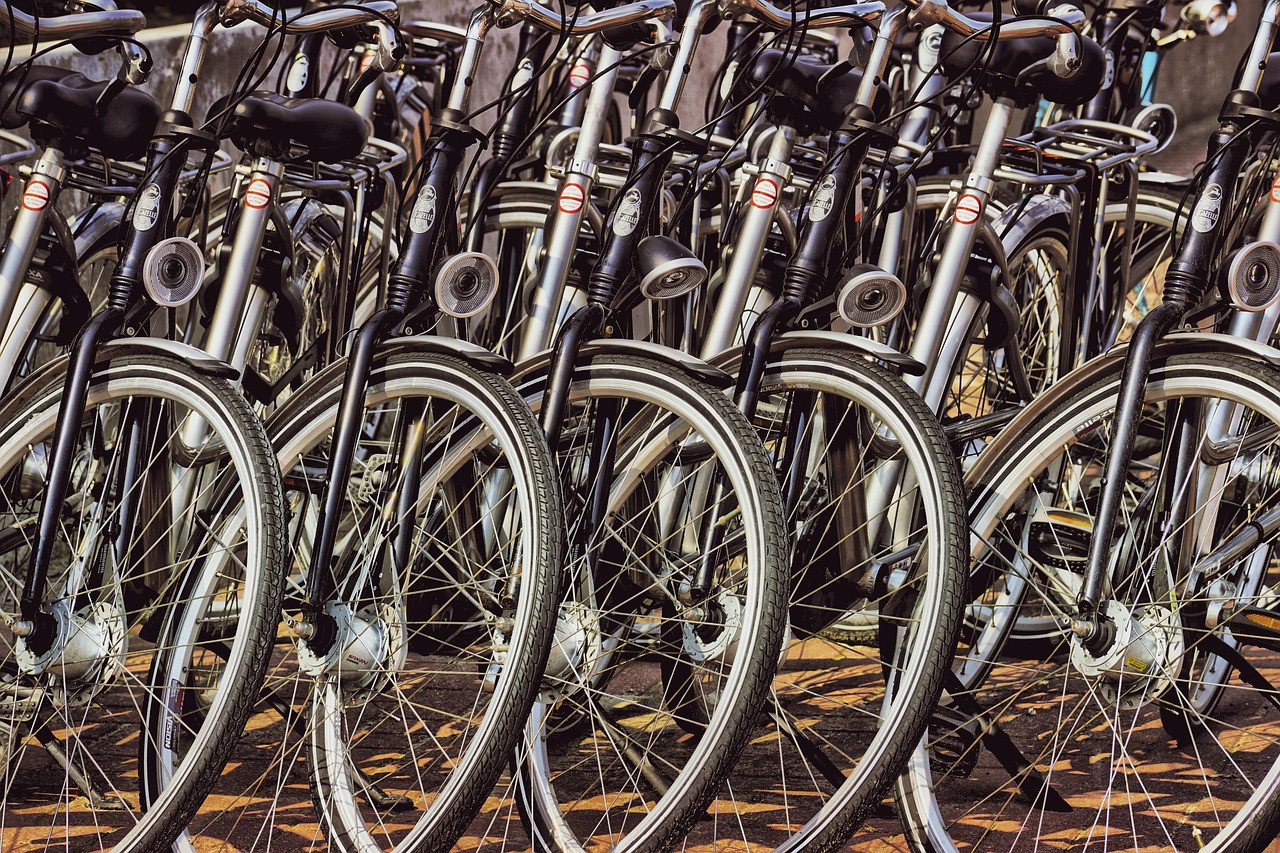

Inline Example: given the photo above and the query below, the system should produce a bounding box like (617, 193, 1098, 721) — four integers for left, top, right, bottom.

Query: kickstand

(354, 764, 414, 812)
(591, 696, 673, 798)
(34, 724, 126, 811)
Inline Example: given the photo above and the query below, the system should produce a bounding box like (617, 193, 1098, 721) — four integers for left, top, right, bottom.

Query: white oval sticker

(809, 175, 837, 222)
(1191, 182, 1223, 233)
(513, 58, 535, 91)
(569, 62, 591, 89)
(612, 188, 642, 236)
(133, 183, 163, 231)
(286, 54, 309, 93)
(410, 185, 437, 234)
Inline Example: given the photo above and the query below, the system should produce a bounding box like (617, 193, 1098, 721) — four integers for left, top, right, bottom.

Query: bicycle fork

(12, 137, 187, 655)
(1076, 121, 1260, 646)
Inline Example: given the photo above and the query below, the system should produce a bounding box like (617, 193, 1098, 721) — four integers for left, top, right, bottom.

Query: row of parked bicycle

(1, 0, 1278, 849)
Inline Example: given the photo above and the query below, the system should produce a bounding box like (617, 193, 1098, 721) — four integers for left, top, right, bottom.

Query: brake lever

(94, 39, 150, 116)
(1048, 30, 1081, 76)
(345, 20, 403, 103)
(117, 39, 152, 83)
(1011, 23, 1081, 88)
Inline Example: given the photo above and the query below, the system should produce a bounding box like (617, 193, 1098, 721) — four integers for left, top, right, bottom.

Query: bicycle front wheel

(687, 347, 967, 852)
(183, 349, 564, 852)
(0, 352, 285, 852)
(502, 352, 790, 853)
(899, 351, 1280, 853)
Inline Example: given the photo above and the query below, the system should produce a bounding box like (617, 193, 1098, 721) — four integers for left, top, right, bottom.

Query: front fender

(707, 330, 925, 376)
(964, 332, 1280, 490)
(95, 337, 239, 379)
(379, 335, 513, 374)
(70, 201, 127, 258)
(514, 339, 734, 389)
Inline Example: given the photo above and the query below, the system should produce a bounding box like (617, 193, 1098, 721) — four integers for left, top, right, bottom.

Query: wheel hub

(681, 590, 742, 663)
(1069, 599, 1184, 709)
(297, 602, 404, 697)
(11, 600, 126, 705)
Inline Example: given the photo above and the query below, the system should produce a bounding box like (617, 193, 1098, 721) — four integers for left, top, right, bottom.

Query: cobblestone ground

(6, 637, 1280, 853)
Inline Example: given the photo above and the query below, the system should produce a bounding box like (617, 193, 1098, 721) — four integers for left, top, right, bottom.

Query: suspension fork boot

(734, 297, 800, 421)
(540, 302, 606, 448)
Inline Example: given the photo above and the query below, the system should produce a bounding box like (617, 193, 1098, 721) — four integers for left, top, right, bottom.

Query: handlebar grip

(2, 5, 147, 41)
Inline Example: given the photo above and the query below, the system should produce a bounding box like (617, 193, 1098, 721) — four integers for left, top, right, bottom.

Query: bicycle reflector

(434, 252, 499, 318)
(1224, 241, 1280, 312)
(637, 235, 708, 300)
(836, 264, 907, 328)
(143, 237, 204, 307)
(1128, 103, 1177, 154)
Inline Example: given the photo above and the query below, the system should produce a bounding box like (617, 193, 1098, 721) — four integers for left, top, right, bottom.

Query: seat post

(200, 156, 286, 369)
(904, 96, 1017, 410)
(0, 147, 66, 352)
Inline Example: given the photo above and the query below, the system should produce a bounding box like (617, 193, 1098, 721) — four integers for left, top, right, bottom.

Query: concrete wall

(21, 0, 724, 132)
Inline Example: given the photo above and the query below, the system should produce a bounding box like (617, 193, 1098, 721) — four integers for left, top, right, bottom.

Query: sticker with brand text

(286, 54, 309, 92)
(244, 178, 272, 209)
(809, 175, 837, 222)
(954, 193, 982, 225)
(409, 185, 437, 233)
(1191, 182, 1223, 233)
(133, 183, 163, 231)
(613, 188, 642, 236)
(558, 182, 585, 214)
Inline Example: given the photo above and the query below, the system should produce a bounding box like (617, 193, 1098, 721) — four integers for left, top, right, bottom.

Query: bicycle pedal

(1026, 506, 1092, 573)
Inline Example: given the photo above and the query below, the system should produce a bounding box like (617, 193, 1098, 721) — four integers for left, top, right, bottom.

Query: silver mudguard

(380, 335, 514, 374)
(96, 337, 239, 379)
(965, 332, 1280, 490)
(514, 339, 735, 388)
(709, 330, 926, 376)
